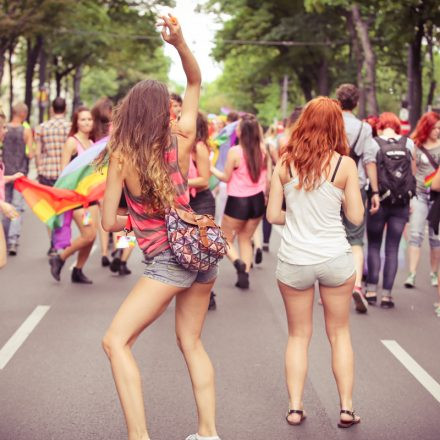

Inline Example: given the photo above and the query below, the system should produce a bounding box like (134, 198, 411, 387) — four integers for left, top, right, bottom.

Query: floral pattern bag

(165, 207, 227, 272)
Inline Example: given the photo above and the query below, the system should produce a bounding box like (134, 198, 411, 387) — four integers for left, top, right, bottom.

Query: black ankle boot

(49, 255, 65, 281)
(118, 262, 131, 276)
(71, 267, 93, 284)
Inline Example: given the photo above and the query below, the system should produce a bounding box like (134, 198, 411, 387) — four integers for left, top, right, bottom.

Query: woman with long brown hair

(100, 17, 221, 440)
(49, 106, 98, 284)
(211, 114, 267, 289)
(267, 97, 364, 428)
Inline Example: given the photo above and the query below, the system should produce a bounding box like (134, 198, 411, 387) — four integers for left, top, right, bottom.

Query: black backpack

(376, 136, 416, 205)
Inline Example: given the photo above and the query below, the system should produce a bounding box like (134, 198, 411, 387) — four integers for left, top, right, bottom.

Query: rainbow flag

(15, 137, 109, 248)
(424, 170, 437, 188)
(14, 177, 86, 228)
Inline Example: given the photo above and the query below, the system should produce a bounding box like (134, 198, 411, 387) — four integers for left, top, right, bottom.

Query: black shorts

(190, 189, 216, 217)
(224, 191, 265, 220)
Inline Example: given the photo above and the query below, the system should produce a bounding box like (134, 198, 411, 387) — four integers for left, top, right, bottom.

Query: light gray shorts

(143, 249, 218, 288)
(276, 253, 355, 290)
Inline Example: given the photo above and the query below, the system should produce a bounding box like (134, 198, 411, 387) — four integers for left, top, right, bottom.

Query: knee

(83, 229, 97, 244)
(288, 326, 313, 342)
(176, 334, 201, 354)
(325, 324, 350, 345)
(102, 330, 124, 359)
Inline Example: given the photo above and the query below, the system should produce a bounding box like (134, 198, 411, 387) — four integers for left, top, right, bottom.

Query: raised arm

(160, 14, 201, 170)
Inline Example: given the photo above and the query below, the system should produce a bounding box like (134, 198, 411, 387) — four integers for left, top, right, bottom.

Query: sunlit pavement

(1, 211, 439, 440)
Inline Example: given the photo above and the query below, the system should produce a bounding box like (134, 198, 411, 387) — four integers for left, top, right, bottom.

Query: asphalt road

(1, 210, 439, 440)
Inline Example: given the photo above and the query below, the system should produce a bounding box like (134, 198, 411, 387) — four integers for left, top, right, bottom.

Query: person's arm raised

(160, 15, 201, 155)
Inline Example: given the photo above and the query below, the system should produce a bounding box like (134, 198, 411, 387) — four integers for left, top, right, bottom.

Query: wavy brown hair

(283, 96, 349, 191)
(106, 80, 174, 212)
(239, 114, 264, 183)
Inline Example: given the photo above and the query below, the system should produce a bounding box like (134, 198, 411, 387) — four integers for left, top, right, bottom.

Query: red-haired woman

(50, 106, 98, 284)
(267, 97, 364, 428)
(365, 112, 415, 308)
(405, 111, 440, 288)
(211, 114, 267, 289)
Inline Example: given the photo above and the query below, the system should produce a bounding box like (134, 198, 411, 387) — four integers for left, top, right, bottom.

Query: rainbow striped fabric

(15, 137, 108, 229)
(424, 170, 437, 188)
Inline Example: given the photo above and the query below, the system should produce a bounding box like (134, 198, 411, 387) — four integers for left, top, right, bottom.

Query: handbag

(165, 207, 227, 272)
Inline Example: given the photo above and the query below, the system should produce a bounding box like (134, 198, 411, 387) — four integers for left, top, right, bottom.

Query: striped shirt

(124, 137, 190, 257)
(36, 116, 71, 180)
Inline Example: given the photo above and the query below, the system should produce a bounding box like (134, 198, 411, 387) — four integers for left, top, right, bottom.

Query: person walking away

(49, 106, 98, 284)
(365, 112, 416, 308)
(35, 97, 71, 256)
(428, 163, 440, 317)
(336, 84, 380, 314)
(404, 111, 440, 288)
(1, 102, 33, 256)
(0, 108, 21, 268)
(211, 114, 267, 289)
(267, 96, 364, 428)
(188, 111, 217, 309)
(99, 16, 221, 440)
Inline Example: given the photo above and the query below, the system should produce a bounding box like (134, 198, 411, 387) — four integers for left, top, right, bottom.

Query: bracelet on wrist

(371, 191, 379, 195)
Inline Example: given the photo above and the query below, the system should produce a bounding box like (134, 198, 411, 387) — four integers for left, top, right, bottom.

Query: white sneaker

(185, 435, 221, 440)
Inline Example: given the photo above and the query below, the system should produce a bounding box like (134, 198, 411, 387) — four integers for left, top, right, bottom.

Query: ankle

(197, 426, 218, 438)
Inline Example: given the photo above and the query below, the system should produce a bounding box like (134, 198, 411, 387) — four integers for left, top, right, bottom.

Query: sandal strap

(287, 409, 304, 415)
(340, 409, 356, 419)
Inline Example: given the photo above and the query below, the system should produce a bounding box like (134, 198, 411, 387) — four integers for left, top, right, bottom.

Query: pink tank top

(227, 145, 267, 197)
(124, 137, 190, 257)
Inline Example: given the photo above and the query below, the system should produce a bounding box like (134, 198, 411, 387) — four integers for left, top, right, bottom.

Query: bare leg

(319, 274, 360, 422)
(430, 247, 440, 274)
(253, 221, 263, 250)
(0, 225, 7, 268)
(237, 217, 262, 272)
(221, 214, 244, 263)
(278, 281, 314, 424)
(60, 206, 97, 262)
(175, 280, 218, 437)
(351, 245, 363, 288)
(74, 205, 99, 268)
(102, 277, 183, 440)
(407, 245, 421, 274)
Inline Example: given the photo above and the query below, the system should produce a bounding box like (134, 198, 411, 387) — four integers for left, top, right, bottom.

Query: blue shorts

(143, 249, 218, 288)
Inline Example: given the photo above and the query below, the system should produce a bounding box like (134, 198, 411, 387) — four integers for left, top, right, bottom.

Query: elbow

(101, 218, 113, 232)
(266, 210, 276, 225)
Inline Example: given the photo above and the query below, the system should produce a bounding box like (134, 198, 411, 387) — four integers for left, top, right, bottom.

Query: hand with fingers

(158, 13, 184, 47)
(0, 202, 19, 220)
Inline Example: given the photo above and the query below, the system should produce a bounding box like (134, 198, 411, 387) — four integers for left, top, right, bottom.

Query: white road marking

(0, 306, 50, 370)
(69, 244, 97, 271)
(382, 340, 440, 403)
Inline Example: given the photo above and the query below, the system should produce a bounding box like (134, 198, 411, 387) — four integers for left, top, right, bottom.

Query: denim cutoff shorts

(143, 249, 218, 288)
(276, 252, 355, 290)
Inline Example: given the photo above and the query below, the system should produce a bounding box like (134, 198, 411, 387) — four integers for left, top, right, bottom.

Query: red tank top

(123, 136, 189, 257)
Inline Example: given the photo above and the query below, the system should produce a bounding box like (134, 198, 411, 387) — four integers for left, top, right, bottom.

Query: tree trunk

(425, 24, 436, 109)
(72, 65, 83, 113)
(295, 69, 313, 102)
(38, 44, 48, 123)
(24, 36, 44, 121)
(407, 22, 424, 129)
(8, 43, 15, 117)
(317, 57, 329, 96)
(351, 4, 378, 115)
(346, 11, 366, 117)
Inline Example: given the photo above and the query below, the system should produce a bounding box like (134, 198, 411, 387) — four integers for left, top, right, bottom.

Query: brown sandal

(286, 409, 306, 426)
(337, 409, 360, 428)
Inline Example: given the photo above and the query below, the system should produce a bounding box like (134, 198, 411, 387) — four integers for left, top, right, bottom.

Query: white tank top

(278, 159, 351, 265)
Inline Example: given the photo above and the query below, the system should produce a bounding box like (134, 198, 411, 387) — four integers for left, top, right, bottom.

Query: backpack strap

(330, 155, 343, 183)
(350, 122, 363, 150)
(419, 146, 439, 169)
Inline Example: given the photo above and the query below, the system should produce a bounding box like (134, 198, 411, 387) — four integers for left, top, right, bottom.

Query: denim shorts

(276, 253, 355, 290)
(143, 249, 218, 288)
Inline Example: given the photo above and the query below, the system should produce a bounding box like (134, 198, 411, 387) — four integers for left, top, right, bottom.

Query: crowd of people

(1, 14, 440, 440)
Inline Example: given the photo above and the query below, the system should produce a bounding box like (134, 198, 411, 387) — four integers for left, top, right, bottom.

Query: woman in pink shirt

(211, 114, 267, 289)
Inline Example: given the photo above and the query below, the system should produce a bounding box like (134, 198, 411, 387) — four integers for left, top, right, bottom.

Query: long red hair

(411, 111, 440, 147)
(283, 96, 349, 191)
